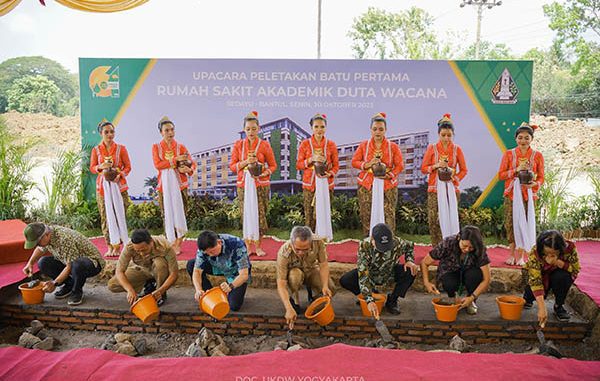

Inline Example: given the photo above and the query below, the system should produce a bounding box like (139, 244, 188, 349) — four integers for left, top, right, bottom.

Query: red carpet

(91, 236, 520, 268)
(0, 262, 38, 288)
(573, 241, 600, 306)
(0, 344, 598, 381)
(0, 220, 33, 265)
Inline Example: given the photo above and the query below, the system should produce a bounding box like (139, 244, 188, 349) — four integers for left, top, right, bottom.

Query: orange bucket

(496, 295, 525, 321)
(18, 282, 45, 305)
(432, 298, 460, 322)
(305, 296, 335, 326)
(357, 293, 387, 317)
(131, 294, 160, 323)
(199, 287, 230, 320)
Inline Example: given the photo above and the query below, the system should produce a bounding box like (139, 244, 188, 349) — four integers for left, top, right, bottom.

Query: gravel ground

(1, 326, 598, 360)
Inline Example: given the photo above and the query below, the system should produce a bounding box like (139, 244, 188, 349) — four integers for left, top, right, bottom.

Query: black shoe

(289, 297, 301, 314)
(157, 292, 167, 307)
(138, 279, 157, 298)
(67, 292, 84, 306)
(554, 305, 570, 322)
(385, 302, 401, 315)
(523, 301, 533, 309)
(54, 285, 73, 299)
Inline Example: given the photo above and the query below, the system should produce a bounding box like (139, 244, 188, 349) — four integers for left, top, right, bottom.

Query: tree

(144, 176, 158, 198)
(0, 56, 78, 114)
(543, 0, 600, 116)
(460, 40, 514, 60)
(543, 0, 600, 48)
(523, 45, 575, 116)
(0, 116, 37, 220)
(348, 7, 450, 59)
(460, 186, 483, 208)
(7, 75, 61, 115)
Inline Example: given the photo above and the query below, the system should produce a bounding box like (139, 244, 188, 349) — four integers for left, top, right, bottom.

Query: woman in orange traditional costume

(421, 113, 468, 246)
(296, 113, 339, 241)
(152, 116, 197, 255)
(229, 111, 277, 256)
(90, 119, 131, 257)
(498, 122, 544, 266)
(352, 112, 404, 237)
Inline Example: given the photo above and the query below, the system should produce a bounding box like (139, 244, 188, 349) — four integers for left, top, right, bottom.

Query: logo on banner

(89, 66, 120, 98)
(491, 68, 518, 104)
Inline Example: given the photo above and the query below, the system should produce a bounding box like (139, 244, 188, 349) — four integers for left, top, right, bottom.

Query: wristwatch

(228, 282, 235, 291)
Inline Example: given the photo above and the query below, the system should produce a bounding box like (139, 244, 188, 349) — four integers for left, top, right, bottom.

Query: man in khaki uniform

(108, 229, 178, 306)
(276, 226, 335, 329)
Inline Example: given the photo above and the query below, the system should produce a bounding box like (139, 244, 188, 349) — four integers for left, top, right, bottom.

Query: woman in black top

(421, 225, 491, 315)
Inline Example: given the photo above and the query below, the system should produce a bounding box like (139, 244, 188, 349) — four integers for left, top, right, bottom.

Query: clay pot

(103, 167, 119, 182)
(496, 295, 525, 321)
(19, 282, 45, 305)
(177, 159, 192, 168)
(199, 287, 230, 320)
(371, 162, 387, 178)
(313, 161, 328, 177)
(305, 296, 335, 326)
(432, 298, 460, 322)
(247, 162, 263, 177)
(438, 167, 453, 182)
(357, 293, 387, 317)
(517, 170, 534, 184)
(131, 294, 160, 323)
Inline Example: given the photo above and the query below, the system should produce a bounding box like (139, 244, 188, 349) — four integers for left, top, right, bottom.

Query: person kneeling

(276, 226, 335, 329)
(186, 230, 251, 312)
(523, 230, 580, 325)
(340, 223, 418, 317)
(108, 229, 178, 306)
(421, 225, 491, 314)
(22, 223, 105, 306)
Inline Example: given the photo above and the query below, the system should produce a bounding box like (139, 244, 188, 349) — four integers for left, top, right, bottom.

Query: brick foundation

(0, 303, 590, 345)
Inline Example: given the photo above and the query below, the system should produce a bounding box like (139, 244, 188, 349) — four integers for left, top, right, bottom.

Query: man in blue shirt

(186, 230, 251, 311)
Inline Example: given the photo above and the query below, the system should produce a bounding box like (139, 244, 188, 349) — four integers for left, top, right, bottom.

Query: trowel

(374, 317, 394, 344)
(536, 325, 563, 358)
(286, 328, 294, 349)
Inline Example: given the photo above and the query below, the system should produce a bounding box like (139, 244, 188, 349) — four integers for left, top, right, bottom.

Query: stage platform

(0, 220, 33, 265)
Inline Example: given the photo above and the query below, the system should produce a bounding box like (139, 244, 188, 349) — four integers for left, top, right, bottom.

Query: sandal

(256, 248, 267, 257)
(505, 257, 516, 266)
(516, 258, 526, 267)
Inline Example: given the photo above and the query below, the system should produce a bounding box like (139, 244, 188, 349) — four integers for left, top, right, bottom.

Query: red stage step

(0, 220, 33, 265)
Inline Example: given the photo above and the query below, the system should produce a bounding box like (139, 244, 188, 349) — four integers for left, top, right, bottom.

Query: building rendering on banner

(190, 117, 429, 198)
(334, 131, 429, 191)
(191, 118, 310, 199)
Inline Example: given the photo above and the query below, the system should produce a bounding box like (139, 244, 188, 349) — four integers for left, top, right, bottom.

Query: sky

(0, 0, 561, 73)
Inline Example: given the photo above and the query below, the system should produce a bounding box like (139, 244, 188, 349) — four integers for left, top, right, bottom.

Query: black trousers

(37, 256, 102, 294)
(186, 259, 249, 311)
(441, 267, 483, 298)
(339, 264, 415, 303)
(523, 268, 573, 307)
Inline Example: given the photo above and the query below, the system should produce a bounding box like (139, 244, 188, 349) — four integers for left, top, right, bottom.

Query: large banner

(79, 58, 532, 207)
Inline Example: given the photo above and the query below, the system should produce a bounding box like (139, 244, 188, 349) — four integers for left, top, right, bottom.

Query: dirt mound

(1, 111, 80, 158)
(530, 115, 600, 170)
